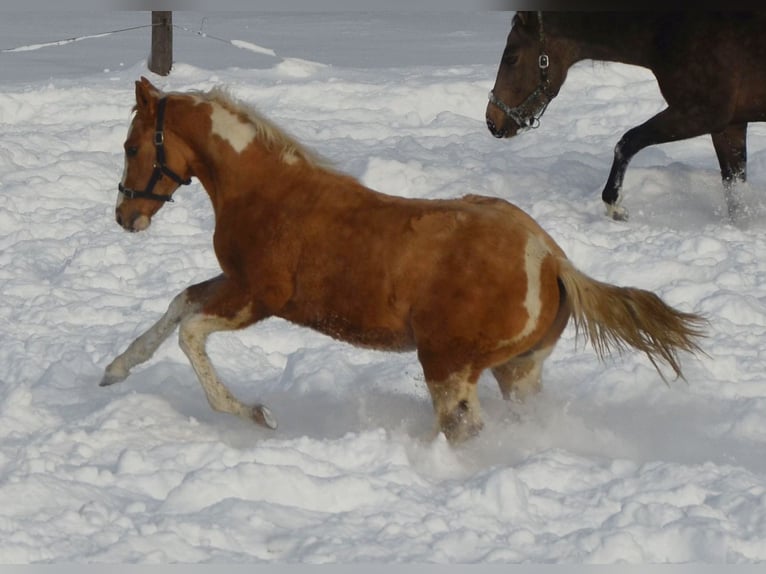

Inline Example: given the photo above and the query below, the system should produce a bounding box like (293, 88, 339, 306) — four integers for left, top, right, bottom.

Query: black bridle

(488, 11, 554, 131)
(118, 97, 192, 203)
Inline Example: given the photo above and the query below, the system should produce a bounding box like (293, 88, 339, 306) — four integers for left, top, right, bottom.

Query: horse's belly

(294, 312, 416, 352)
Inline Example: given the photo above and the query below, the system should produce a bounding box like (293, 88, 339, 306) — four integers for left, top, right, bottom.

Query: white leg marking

(426, 367, 483, 443)
(492, 347, 552, 402)
(605, 201, 629, 221)
(101, 291, 196, 385)
(178, 307, 277, 429)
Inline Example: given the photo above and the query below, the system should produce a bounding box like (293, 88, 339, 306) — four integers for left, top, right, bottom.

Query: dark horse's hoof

(605, 202, 629, 221)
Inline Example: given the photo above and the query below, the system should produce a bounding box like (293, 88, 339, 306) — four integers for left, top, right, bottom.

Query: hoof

(605, 202, 629, 221)
(99, 370, 127, 387)
(251, 404, 278, 430)
(441, 400, 484, 444)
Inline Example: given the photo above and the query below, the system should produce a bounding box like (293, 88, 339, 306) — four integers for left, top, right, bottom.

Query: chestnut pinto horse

(486, 11, 766, 220)
(101, 77, 705, 443)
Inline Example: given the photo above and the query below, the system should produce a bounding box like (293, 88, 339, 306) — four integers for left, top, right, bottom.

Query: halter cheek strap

(118, 97, 192, 203)
(488, 11, 554, 131)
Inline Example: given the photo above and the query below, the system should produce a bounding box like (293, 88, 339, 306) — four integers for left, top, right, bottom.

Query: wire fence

(1, 24, 153, 53)
(1, 20, 269, 55)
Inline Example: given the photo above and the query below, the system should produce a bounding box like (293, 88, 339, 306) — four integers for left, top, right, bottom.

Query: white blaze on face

(210, 101, 256, 154)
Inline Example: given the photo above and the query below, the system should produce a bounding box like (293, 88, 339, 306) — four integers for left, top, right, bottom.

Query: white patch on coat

(518, 235, 545, 340)
(496, 235, 546, 350)
(209, 101, 256, 154)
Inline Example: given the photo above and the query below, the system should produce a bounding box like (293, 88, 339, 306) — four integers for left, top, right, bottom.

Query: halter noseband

(488, 11, 554, 131)
(118, 97, 192, 203)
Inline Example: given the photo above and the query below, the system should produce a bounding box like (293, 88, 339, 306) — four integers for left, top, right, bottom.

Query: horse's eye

(502, 49, 519, 67)
(125, 146, 139, 157)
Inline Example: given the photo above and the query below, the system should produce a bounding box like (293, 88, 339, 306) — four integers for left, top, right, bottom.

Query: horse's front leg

(178, 294, 276, 430)
(99, 276, 218, 386)
(601, 119, 666, 221)
(101, 274, 276, 430)
(601, 107, 722, 221)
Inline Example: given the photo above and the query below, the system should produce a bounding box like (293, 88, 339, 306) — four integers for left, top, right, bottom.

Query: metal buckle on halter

(539, 54, 549, 69)
(154, 131, 165, 146)
(118, 184, 136, 199)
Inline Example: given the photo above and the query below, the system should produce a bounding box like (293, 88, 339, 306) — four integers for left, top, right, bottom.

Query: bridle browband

(488, 11, 554, 131)
(118, 97, 192, 203)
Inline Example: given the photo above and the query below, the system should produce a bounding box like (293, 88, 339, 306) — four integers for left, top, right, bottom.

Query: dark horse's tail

(556, 258, 707, 380)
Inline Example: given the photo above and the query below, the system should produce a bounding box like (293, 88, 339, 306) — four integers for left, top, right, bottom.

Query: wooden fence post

(149, 11, 173, 76)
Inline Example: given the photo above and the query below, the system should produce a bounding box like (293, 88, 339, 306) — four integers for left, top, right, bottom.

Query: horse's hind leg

(711, 122, 747, 218)
(425, 373, 483, 444)
(491, 347, 552, 402)
(419, 353, 483, 443)
(493, 280, 569, 401)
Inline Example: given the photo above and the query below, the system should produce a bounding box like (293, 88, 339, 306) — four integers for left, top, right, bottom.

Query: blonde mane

(195, 87, 331, 169)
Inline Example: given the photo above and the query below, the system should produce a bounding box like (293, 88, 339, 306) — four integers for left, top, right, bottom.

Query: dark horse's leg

(601, 107, 730, 221)
(711, 122, 748, 218)
(101, 274, 276, 429)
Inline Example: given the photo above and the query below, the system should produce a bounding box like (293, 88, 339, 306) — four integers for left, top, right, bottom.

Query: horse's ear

(516, 11, 531, 28)
(135, 76, 161, 116)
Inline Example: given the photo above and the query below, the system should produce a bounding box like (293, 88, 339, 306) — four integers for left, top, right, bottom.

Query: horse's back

(649, 13, 766, 108)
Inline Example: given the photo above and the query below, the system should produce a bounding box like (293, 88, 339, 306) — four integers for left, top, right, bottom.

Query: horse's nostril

(486, 117, 506, 139)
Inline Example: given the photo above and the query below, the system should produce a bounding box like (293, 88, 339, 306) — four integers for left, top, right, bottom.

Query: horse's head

(486, 12, 569, 139)
(115, 77, 192, 232)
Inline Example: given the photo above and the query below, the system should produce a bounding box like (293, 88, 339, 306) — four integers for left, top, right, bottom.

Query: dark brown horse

(486, 11, 766, 220)
(101, 77, 705, 443)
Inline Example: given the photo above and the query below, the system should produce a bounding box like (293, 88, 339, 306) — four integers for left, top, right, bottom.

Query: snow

(1, 11, 766, 564)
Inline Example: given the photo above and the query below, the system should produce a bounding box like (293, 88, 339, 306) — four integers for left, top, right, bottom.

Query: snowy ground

(1, 12, 766, 564)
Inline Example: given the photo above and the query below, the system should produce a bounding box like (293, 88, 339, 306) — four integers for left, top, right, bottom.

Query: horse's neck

(169, 101, 261, 208)
(548, 13, 659, 68)
(179, 121, 319, 212)
(170, 96, 342, 215)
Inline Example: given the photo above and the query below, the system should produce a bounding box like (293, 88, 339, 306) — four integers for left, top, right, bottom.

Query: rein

(118, 97, 192, 203)
(488, 11, 554, 131)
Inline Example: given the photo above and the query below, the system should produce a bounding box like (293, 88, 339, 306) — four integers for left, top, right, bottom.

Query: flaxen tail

(556, 258, 707, 380)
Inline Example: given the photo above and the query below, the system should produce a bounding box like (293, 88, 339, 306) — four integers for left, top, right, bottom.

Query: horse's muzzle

(115, 208, 151, 232)
(486, 115, 509, 139)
